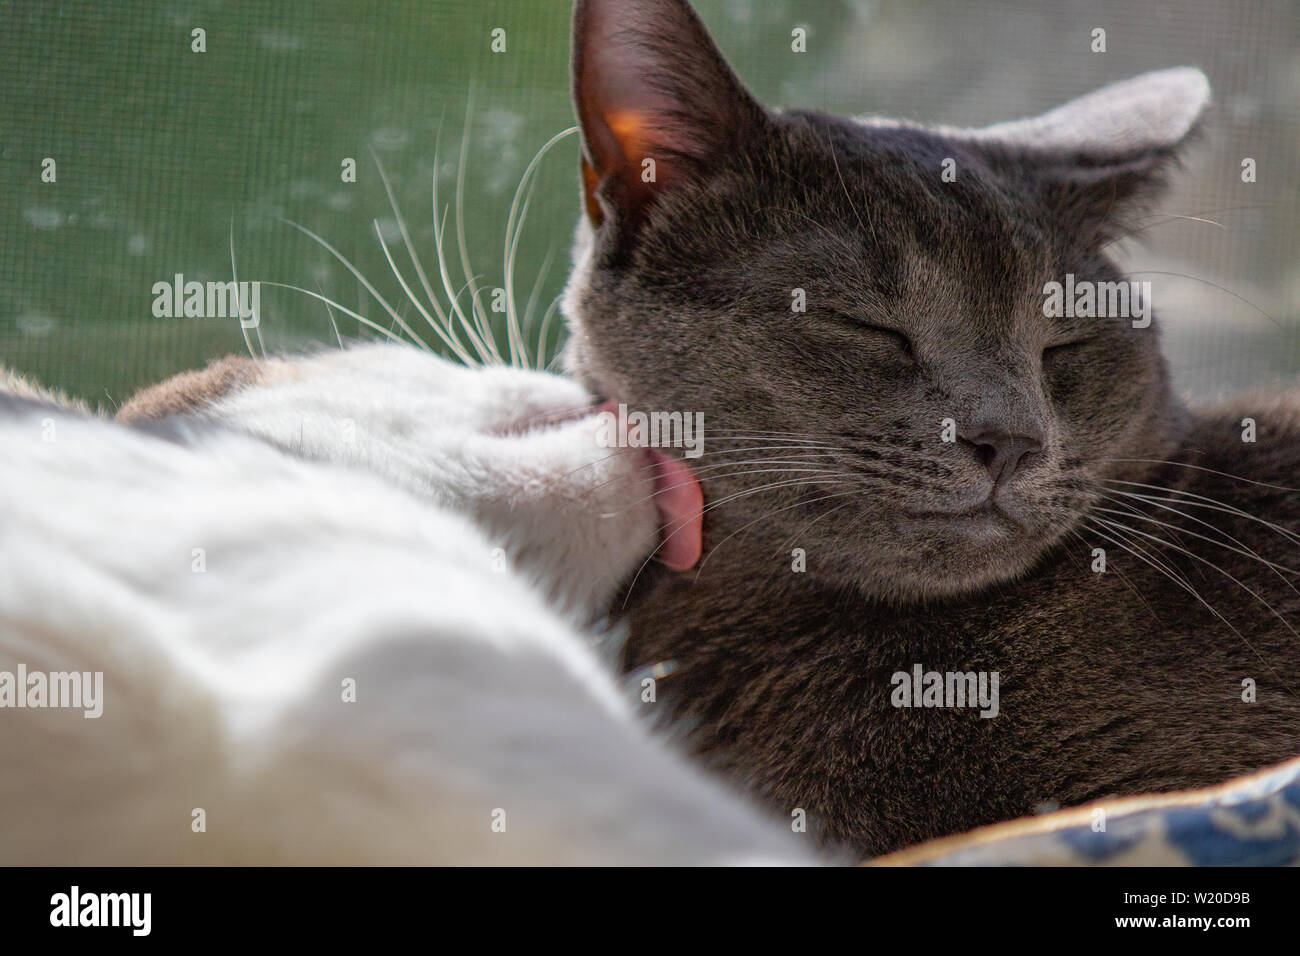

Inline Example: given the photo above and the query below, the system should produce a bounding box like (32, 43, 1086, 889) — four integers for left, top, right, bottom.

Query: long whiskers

(370, 148, 477, 364)
(252, 115, 580, 369)
(1094, 493, 1300, 584)
(695, 487, 872, 580)
(277, 217, 426, 348)
(503, 126, 579, 366)
(1100, 477, 1300, 548)
(230, 215, 261, 359)
(576, 447, 849, 500)
(1088, 512, 1300, 679)
(257, 282, 409, 345)
(1066, 526, 1161, 621)
(1093, 501, 1297, 578)
(620, 475, 870, 607)
(1100, 459, 1300, 494)
(1079, 517, 1296, 695)
(1121, 270, 1283, 329)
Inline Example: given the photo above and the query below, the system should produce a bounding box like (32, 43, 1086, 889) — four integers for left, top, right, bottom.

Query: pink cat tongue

(647, 448, 703, 571)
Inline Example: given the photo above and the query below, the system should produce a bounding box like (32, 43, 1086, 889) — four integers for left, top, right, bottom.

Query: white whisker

(369, 148, 477, 364)
(278, 217, 417, 349)
(229, 217, 259, 359)
(431, 127, 501, 365)
(258, 282, 407, 345)
(503, 126, 579, 368)
(313, 276, 345, 349)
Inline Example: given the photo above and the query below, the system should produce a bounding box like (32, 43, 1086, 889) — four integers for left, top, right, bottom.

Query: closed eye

(832, 314, 914, 359)
(1043, 339, 1093, 355)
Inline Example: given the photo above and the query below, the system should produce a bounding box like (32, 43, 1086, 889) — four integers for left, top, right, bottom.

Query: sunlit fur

(0, 358, 812, 864)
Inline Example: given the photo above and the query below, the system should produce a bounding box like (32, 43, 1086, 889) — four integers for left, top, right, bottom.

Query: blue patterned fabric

(907, 756, 1300, 866)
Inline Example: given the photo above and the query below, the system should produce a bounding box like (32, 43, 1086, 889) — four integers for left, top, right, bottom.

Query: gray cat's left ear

(969, 68, 1209, 155)
(964, 68, 1210, 231)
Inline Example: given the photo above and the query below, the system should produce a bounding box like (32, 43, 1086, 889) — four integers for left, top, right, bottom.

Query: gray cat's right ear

(965, 68, 1210, 230)
(571, 0, 766, 236)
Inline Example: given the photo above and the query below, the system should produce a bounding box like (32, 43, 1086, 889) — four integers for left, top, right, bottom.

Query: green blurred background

(2, 0, 1298, 410)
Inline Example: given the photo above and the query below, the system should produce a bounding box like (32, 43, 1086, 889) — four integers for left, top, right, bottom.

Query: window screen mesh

(3, 0, 1296, 408)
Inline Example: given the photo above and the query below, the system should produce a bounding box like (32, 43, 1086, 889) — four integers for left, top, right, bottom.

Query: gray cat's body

(563, 0, 1300, 854)
(623, 403, 1300, 854)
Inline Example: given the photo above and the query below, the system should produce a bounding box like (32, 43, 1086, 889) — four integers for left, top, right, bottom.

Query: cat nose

(962, 426, 1043, 487)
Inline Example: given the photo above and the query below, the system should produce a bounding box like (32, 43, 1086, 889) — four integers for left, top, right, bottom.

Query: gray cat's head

(562, 0, 1209, 602)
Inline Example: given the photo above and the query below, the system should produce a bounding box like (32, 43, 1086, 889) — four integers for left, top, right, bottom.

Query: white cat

(0, 346, 809, 865)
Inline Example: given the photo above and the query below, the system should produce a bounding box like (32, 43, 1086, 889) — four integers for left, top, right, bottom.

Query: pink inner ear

(582, 68, 689, 199)
(648, 448, 704, 571)
(575, 0, 729, 214)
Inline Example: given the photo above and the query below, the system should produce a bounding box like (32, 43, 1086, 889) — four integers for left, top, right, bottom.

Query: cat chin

(850, 563, 1035, 605)
(827, 527, 1061, 604)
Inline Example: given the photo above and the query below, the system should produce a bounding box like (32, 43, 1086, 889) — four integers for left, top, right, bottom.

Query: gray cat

(563, 0, 1300, 855)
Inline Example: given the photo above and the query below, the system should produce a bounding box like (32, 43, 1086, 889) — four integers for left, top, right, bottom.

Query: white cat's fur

(194, 345, 659, 618)
(0, 345, 810, 865)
